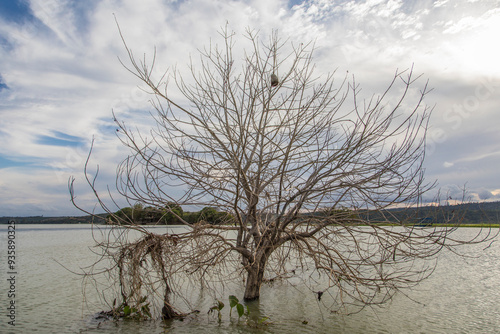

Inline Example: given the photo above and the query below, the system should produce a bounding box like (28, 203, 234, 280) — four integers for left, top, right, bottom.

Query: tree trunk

(161, 301, 177, 320)
(243, 254, 267, 301)
(161, 279, 179, 319)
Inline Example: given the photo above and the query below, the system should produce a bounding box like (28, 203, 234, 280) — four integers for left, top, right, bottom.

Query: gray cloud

(476, 188, 494, 200)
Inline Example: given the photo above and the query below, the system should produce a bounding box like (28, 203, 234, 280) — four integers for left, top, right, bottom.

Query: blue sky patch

(37, 131, 84, 147)
(288, 0, 304, 8)
(0, 0, 35, 24)
(0, 74, 8, 91)
(0, 155, 33, 169)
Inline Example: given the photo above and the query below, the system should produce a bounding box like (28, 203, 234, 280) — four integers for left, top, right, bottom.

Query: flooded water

(1, 224, 499, 333)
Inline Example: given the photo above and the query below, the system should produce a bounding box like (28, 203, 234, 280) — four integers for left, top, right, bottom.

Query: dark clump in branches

(70, 25, 497, 319)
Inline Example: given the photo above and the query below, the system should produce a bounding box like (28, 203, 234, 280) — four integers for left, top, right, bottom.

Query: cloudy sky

(0, 0, 499, 217)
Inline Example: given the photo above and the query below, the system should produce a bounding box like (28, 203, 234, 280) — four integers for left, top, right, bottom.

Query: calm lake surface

(1, 224, 499, 333)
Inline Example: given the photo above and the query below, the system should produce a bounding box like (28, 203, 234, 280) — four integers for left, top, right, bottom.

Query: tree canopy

(70, 26, 495, 320)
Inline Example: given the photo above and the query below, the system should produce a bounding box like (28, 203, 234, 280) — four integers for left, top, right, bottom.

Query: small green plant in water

(208, 295, 269, 326)
(100, 296, 152, 320)
(208, 299, 225, 323)
(228, 295, 246, 319)
(229, 295, 269, 326)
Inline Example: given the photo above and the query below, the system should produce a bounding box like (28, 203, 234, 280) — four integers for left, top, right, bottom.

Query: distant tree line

(107, 202, 233, 225)
(1, 201, 498, 225)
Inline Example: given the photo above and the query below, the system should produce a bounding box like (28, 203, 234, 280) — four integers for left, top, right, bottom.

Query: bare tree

(70, 26, 495, 318)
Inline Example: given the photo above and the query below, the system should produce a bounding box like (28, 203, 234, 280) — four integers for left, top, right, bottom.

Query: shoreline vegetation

(2, 201, 500, 226)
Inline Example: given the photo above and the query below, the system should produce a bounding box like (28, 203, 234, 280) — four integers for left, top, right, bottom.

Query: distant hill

(384, 201, 500, 224)
(0, 213, 108, 224)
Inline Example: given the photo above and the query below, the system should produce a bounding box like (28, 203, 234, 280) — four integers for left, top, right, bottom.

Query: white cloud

(434, 0, 449, 8)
